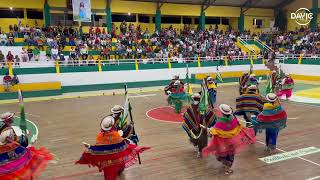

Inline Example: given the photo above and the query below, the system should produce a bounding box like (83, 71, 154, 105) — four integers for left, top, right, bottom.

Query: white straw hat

(266, 93, 278, 102)
(0, 112, 14, 121)
(191, 93, 201, 99)
(219, 104, 233, 115)
(100, 116, 115, 131)
(111, 105, 124, 113)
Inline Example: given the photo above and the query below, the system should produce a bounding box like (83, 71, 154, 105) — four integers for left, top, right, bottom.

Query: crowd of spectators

(0, 21, 319, 66)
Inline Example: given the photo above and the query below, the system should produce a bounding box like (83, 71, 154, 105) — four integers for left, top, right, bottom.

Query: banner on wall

(72, 0, 92, 22)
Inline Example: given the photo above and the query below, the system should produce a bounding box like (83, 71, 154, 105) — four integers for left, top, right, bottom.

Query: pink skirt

(202, 128, 256, 157)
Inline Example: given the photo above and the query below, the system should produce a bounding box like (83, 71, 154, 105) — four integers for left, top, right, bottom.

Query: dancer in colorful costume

(271, 70, 280, 93)
(239, 72, 249, 95)
(76, 116, 150, 180)
(201, 104, 256, 175)
(235, 85, 266, 127)
(252, 93, 287, 153)
(110, 105, 134, 141)
(205, 77, 218, 109)
(246, 74, 259, 87)
(277, 73, 294, 100)
(164, 75, 184, 95)
(166, 80, 191, 113)
(182, 93, 216, 158)
(0, 112, 52, 180)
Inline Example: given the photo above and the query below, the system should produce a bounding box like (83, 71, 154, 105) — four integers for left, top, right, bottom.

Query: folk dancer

(235, 85, 266, 127)
(239, 72, 249, 95)
(201, 104, 256, 175)
(164, 75, 184, 95)
(166, 80, 190, 113)
(0, 112, 52, 180)
(271, 70, 280, 93)
(277, 73, 294, 100)
(252, 93, 287, 153)
(76, 116, 150, 180)
(110, 105, 136, 142)
(182, 93, 216, 158)
(206, 77, 218, 109)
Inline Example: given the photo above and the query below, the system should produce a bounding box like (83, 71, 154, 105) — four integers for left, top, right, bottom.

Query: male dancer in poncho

(182, 93, 216, 158)
(110, 105, 135, 141)
(201, 104, 256, 175)
(235, 85, 266, 127)
(252, 93, 287, 153)
(239, 72, 249, 95)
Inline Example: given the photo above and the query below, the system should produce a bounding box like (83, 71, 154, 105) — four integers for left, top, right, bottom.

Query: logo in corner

(291, 8, 313, 26)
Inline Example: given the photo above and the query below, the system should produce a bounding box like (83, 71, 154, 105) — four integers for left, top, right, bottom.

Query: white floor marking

(257, 141, 320, 167)
(307, 176, 320, 180)
(50, 138, 68, 142)
(129, 94, 157, 98)
(288, 117, 299, 120)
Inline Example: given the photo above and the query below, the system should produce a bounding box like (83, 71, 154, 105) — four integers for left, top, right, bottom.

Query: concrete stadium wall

(15, 64, 267, 86)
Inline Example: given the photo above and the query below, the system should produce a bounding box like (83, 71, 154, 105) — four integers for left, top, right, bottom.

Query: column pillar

(44, 0, 51, 26)
(155, 8, 161, 32)
(106, 0, 112, 33)
(310, 0, 318, 31)
(238, 11, 244, 33)
(199, 9, 205, 31)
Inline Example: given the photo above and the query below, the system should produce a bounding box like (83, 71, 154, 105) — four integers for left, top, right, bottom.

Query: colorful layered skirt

(0, 143, 52, 180)
(252, 105, 287, 132)
(202, 123, 256, 157)
(76, 139, 149, 178)
(167, 92, 192, 112)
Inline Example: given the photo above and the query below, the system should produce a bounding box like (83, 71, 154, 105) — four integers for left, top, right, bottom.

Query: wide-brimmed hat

(266, 93, 278, 102)
(191, 93, 201, 100)
(247, 85, 257, 90)
(207, 77, 214, 83)
(0, 112, 14, 121)
(174, 80, 181, 86)
(250, 74, 256, 78)
(100, 116, 115, 131)
(173, 75, 179, 79)
(285, 73, 290, 77)
(111, 105, 124, 113)
(219, 104, 233, 115)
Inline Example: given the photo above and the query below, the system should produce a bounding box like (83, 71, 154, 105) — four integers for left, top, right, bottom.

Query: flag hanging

(120, 86, 130, 129)
(265, 75, 273, 94)
(216, 67, 223, 82)
(18, 89, 27, 134)
(198, 80, 208, 115)
(185, 65, 193, 94)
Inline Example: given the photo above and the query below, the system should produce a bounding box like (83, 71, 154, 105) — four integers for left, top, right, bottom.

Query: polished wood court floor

(0, 84, 319, 180)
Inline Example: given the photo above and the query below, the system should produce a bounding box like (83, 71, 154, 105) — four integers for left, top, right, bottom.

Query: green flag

(265, 75, 273, 94)
(18, 89, 27, 134)
(198, 80, 208, 115)
(120, 86, 130, 129)
(216, 67, 223, 82)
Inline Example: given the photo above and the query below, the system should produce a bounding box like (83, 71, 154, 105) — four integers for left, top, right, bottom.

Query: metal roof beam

(241, 0, 262, 13)
(202, 0, 217, 11)
(157, 0, 165, 9)
(274, 0, 295, 10)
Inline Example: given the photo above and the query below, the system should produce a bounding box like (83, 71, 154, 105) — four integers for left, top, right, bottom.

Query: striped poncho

(182, 105, 216, 139)
(253, 101, 287, 131)
(235, 93, 266, 115)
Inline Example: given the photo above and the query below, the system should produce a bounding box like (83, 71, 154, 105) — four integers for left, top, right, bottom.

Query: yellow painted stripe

(0, 82, 61, 92)
(197, 56, 201, 67)
(291, 74, 320, 81)
(8, 62, 13, 76)
(295, 87, 320, 99)
(168, 58, 172, 69)
(55, 61, 60, 74)
(135, 59, 139, 70)
(195, 70, 270, 80)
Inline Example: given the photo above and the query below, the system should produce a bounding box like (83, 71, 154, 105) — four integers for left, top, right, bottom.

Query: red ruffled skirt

(76, 144, 150, 180)
(202, 128, 256, 157)
(0, 146, 53, 180)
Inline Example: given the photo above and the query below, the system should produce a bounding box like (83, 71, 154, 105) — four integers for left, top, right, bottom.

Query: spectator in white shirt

(0, 32, 7, 46)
